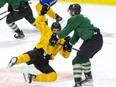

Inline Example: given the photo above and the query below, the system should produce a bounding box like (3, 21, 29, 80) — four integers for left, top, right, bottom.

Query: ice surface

(0, 1, 116, 87)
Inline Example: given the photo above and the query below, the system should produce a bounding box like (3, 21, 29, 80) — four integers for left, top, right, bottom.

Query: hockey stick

(0, 14, 8, 20)
(58, 43, 79, 51)
(72, 47, 79, 51)
(0, 10, 8, 15)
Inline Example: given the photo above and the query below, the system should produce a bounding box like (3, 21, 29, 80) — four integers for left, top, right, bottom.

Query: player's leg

(77, 42, 94, 86)
(72, 56, 83, 87)
(23, 64, 57, 83)
(7, 54, 30, 68)
(82, 60, 93, 86)
(6, 12, 25, 38)
(23, 71, 57, 83)
(78, 32, 103, 85)
(72, 41, 95, 87)
(24, 4, 36, 27)
(72, 56, 93, 87)
(8, 48, 38, 68)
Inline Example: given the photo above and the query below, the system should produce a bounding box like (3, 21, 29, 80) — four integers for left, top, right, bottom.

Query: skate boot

(23, 73, 36, 83)
(56, 14, 62, 22)
(14, 30, 25, 38)
(73, 82, 82, 87)
(82, 72, 93, 86)
(7, 57, 17, 68)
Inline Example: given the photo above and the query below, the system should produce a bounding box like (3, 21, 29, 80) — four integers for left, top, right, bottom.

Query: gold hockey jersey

(35, 15, 71, 60)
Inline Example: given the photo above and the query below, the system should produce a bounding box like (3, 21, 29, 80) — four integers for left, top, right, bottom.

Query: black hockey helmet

(68, 3, 81, 14)
(51, 22, 61, 30)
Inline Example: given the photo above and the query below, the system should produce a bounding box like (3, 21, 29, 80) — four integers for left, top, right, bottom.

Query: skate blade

(82, 83, 94, 86)
(23, 73, 30, 83)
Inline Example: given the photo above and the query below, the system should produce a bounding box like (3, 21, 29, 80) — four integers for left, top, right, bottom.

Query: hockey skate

(23, 73, 36, 83)
(7, 57, 17, 68)
(82, 73, 94, 86)
(14, 30, 25, 38)
(73, 82, 82, 87)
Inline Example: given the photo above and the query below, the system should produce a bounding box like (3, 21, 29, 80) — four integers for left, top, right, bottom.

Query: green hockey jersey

(0, 0, 29, 9)
(58, 14, 97, 45)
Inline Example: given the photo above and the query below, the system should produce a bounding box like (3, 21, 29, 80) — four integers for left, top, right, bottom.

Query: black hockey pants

(72, 29, 103, 64)
(6, 3, 35, 24)
(25, 48, 56, 74)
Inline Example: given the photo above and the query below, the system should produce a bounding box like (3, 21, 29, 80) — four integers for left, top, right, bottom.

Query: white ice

(0, 1, 116, 87)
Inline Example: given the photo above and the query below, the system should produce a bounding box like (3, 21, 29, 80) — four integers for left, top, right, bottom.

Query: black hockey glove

(65, 36, 71, 43)
(41, 3, 50, 15)
(44, 54, 51, 60)
(8, 4, 13, 12)
(49, 33, 58, 46)
(63, 36, 73, 52)
(56, 14, 62, 22)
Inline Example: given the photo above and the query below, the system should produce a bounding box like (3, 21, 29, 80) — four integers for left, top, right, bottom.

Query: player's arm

(35, 4, 50, 35)
(58, 18, 76, 39)
(59, 36, 72, 58)
(35, 15, 47, 35)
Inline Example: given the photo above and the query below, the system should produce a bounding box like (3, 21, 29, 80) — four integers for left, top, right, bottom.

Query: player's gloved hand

(63, 36, 73, 52)
(44, 53, 51, 60)
(56, 14, 62, 22)
(41, 3, 50, 15)
(65, 36, 71, 43)
(8, 4, 13, 12)
(49, 33, 58, 46)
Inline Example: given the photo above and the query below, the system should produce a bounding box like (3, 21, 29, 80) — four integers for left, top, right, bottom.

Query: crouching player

(7, 5, 72, 83)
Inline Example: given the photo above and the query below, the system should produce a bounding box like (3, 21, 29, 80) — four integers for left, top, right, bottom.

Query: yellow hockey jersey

(35, 15, 71, 60)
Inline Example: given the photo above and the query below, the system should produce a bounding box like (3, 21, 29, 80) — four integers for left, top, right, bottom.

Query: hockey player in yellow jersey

(7, 5, 72, 83)
(36, 0, 62, 22)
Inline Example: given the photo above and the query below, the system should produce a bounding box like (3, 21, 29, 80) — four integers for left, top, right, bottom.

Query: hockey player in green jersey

(0, 0, 36, 38)
(51, 3, 103, 87)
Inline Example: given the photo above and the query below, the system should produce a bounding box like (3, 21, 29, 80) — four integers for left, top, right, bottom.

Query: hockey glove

(41, 3, 50, 15)
(56, 14, 62, 22)
(44, 54, 51, 60)
(65, 36, 71, 43)
(49, 33, 58, 46)
(63, 36, 73, 52)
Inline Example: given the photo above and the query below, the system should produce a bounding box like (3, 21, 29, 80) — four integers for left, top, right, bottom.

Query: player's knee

(72, 58, 77, 65)
(35, 72, 57, 82)
(48, 72, 57, 82)
(72, 56, 82, 65)
(72, 56, 90, 65)
(6, 16, 12, 24)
